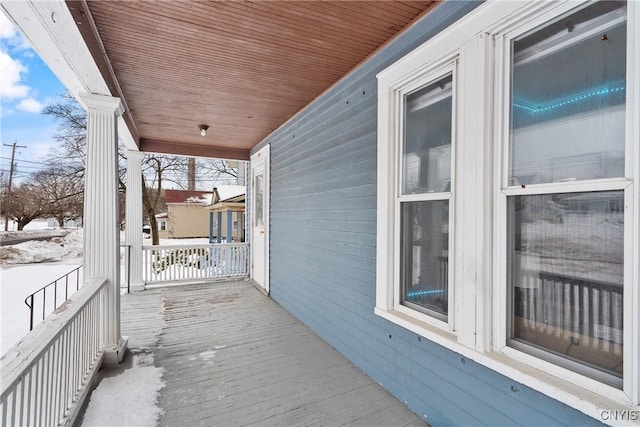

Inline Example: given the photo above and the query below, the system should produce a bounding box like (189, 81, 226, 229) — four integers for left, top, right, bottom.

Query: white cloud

(0, 14, 44, 113)
(17, 96, 43, 113)
(0, 12, 17, 39)
(0, 49, 29, 100)
(32, 142, 54, 160)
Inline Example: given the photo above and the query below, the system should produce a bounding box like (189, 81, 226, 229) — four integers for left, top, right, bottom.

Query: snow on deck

(120, 281, 426, 426)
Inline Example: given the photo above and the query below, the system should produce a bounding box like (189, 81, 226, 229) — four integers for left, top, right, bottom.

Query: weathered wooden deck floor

(121, 281, 426, 427)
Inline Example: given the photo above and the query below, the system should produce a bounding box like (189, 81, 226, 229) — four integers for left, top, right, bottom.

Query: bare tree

(42, 95, 87, 180)
(0, 167, 84, 230)
(140, 155, 189, 244)
(4, 182, 48, 230)
(198, 159, 238, 185)
(30, 167, 84, 227)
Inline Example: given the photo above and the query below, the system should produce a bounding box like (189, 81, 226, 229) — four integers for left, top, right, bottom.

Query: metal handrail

(23, 244, 133, 331)
(24, 265, 83, 331)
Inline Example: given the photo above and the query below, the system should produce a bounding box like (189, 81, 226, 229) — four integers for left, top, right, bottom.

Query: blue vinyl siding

(251, 1, 604, 425)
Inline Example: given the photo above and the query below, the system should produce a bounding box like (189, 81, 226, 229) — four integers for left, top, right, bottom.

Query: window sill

(374, 307, 638, 425)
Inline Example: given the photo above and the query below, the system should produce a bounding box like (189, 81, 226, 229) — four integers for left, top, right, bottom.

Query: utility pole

(3, 142, 27, 231)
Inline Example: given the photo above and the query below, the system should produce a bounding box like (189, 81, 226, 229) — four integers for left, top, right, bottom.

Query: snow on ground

(0, 262, 82, 354)
(0, 218, 56, 232)
(158, 237, 210, 245)
(81, 353, 165, 427)
(1, 228, 86, 354)
(1, 229, 84, 264)
(23, 220, 55, 231)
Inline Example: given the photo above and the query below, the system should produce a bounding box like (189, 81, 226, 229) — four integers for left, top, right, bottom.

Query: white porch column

(125, 150, 145, 292)
(80, 93, 127, 365)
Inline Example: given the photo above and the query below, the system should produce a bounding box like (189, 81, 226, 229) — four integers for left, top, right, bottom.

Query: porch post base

(102, 336, 129, 366)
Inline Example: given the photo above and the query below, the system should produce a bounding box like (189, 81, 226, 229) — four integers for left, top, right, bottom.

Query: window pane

(401, 200, 449, 319)
(508, 191, 623, 382)
(403, 75, 452, 194)
(255, 173, 264, 226)
(510, 2, 626, 185)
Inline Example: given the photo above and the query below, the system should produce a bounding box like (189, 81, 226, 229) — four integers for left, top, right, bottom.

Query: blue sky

(1, 11, 66, 182)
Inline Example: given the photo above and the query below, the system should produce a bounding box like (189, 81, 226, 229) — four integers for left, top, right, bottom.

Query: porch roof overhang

(2, 0, 437, 161)
(206, 202, 245, 212)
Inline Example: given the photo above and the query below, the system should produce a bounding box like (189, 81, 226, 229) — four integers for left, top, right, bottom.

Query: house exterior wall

(160, 204, 210, 239)
(251, 1, 606, 425)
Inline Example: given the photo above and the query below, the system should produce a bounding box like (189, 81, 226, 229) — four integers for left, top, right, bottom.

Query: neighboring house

(5, 1, 638, 426)
(205, 185, 245, 243)
(156, 190, 213, 239)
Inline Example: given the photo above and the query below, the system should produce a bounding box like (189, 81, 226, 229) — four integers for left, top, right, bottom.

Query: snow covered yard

(0, 262, 83, 355)
(1, 222, 85, 355)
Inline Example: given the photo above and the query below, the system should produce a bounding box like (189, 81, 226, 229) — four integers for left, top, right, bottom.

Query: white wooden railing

(142, 243, 249, 285)
(1, 278, 109, 427)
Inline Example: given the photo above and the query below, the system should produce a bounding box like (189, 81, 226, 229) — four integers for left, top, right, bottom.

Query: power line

(0, 163, 44, 170)
(0, 156, 48, 165)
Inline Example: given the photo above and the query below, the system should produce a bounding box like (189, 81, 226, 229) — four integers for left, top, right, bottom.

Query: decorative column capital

(79, 92, 124, 116)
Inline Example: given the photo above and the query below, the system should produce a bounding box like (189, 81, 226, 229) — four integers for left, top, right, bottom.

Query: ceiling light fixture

(199, 124, 209, 137)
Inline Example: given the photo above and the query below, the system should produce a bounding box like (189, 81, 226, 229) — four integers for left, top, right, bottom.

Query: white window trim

(377, 53, 464, 342)
(376, 0, 640, 421)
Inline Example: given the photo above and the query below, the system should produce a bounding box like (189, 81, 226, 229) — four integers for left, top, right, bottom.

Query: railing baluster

(11, 385, 17, 427)
(44, 349, 51, 426)
(51, 340, 58, 425)
(72, 315, 78, 403)
(62, 327, 69, 419)
(1, 396, 7, 426)
(55, 336, 63, 424)
(36, 358, 42, 425)
(25, 369, 32, 426)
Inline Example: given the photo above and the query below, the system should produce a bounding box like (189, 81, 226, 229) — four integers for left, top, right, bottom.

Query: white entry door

(250, 145, 269, 292)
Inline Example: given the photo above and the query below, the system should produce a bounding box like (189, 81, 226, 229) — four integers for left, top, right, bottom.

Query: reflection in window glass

(510, 2, 626, 185)
(401, 200, 449, 320)
(508, 191, 623, 384)
(255, 174, 264, 226)
(403, 74, 452, 194)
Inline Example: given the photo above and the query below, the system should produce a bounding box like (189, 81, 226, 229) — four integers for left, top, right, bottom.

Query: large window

(377, 0, 638, 417)
(506, 1, 628, 388)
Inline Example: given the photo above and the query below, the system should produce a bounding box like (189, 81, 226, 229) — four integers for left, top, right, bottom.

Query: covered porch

(116, 281, 425, 426)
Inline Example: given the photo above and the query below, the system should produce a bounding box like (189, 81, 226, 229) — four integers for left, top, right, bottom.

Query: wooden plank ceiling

(70, 1, 437, 160)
